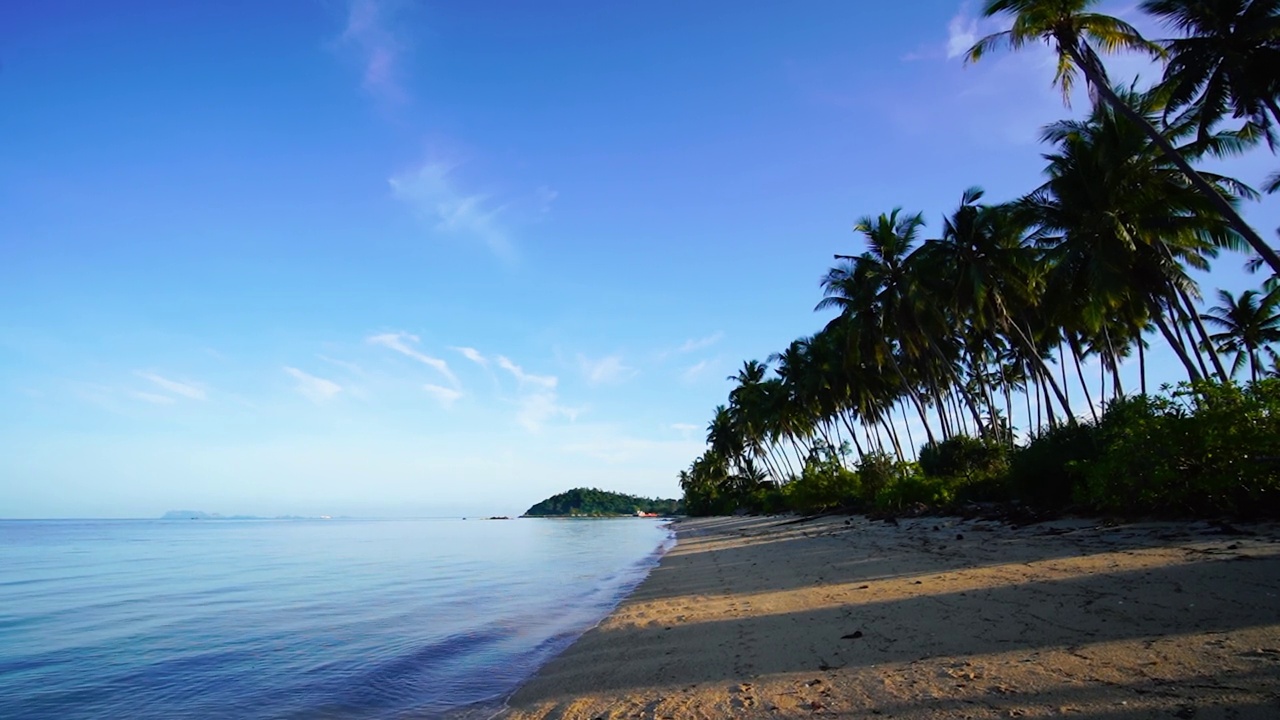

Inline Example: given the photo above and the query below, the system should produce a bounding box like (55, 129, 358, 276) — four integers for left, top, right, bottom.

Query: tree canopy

(523, 488, 681, 517)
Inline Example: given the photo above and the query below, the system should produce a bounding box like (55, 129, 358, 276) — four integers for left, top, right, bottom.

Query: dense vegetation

(524, 488, 681, 517)
(680, 0, 1280, 520)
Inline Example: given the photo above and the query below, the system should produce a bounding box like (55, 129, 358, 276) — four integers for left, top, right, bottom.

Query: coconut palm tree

(967, 0, 1280, 273)
(1200, 287, 1280, 380)
(1141, 0, 1280, 148)
(1018, 85, 1246, 384)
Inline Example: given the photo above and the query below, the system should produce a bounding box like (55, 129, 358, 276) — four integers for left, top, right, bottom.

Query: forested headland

(524, 488, 681, 517)
(679, 0, 1280, 520)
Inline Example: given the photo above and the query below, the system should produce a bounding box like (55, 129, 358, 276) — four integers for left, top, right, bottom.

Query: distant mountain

(523, 488, 680, 517)
(162, 510, 222, 520)
(160, 511, 326, 520)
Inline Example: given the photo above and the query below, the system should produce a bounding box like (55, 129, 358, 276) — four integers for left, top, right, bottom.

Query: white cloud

(495, 355, 557, 389)
(577, 354, 635, 385)
(368, 332, 460, 387)
(450, 346, 489, 368)
(670, 423, 701, 440)
(516, 391, 580, 432)
(389, 162, 514, 259)
(339, 0, 406, 104)
(677, 332, 724, 354)
(681, 359, 712, 383)
(423, 383, 463, 407)
(946, 8, 979, 60)
(136, 372, 207, 401)
(659, 331, 724, 359)
(284, 367, 343, 403)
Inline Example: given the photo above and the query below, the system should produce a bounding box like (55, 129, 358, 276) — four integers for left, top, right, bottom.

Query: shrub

(784, 445, 862, 513)
(918, 435, 1007, 480)
(1079, 381, 1280, 517)
(918, 435, 1011, 503)
(855, 452, 899, 504)
(874, 471, 954, 511)
(1008, 421, 1099, 509)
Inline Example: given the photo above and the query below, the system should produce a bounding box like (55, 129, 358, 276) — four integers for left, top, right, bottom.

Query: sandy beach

(499, 515, 1280, 719)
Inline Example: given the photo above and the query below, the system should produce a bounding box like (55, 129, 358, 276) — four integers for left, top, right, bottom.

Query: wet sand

(498, 514, 1280, 719)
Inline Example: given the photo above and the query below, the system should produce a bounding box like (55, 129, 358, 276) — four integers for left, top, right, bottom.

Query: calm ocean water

(0, 517, 674, 719)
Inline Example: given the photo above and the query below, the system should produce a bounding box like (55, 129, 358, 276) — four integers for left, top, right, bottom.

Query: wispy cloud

(676, 332, 724, 355)
(945, 7, 979, 60)
(339, 0, 407, 104)
(681, 359, 713, 383)
(450, 346, 489, 368)
(389, 162, 514, 259)
(495, 355, 557, 390)
(659, 332, 724, 359)
(670, 422, 701, 440)
(368, 332, 459, 387)
(485, 354, 577, 431)
(578, 354, 635, 385)
(389, 161, 557, 260)
(423, 383, 463, 407)
(136, 372, 207, 401)
(515, 391, 580, 432)
(284, 367, 342, 403)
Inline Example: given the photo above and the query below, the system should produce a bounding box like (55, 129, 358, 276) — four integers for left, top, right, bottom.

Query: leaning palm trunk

(1061, 41, 1280, 275)
(1067, 334, 1099, 423)
(1175, 287, 1230, 382)
(1152, 304, 1203, 382)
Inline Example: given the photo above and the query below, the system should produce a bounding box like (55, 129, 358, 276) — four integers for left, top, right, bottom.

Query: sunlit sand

(500, 515, 1280, 719)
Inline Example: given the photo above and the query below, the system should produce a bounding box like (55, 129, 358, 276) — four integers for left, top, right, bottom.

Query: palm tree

(1200, 287, 1280, 380)
(967, 0, 1280, 273)
(1018, 85, 1246, 385)
(1141, 0, 1280, 148)
(909, 189, 1076, 423)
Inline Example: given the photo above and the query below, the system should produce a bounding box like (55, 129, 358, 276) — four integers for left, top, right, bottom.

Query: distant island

(161, 510, 327, 520)
(523, 488, 681, 517)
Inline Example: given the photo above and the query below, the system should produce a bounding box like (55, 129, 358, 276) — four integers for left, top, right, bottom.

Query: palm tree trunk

(887, 357, 938, 444)
(1153, 310, 1204, 382)
(881, 417, 904, 463)
(1024, 367, 1036, 436)
(898, 403, 916, 457)
(1004, 312, 1075, 420)
(1176, 287, 1230, 382)
(1065, 42, 1280, 275)
(1168, 298, 1213, 380)
(1068, 334, 1099, 423)
(1138, 335, 1147, 395)
(838, 412, 865, 457)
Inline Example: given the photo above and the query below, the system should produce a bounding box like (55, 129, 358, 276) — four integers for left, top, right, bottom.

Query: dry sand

(498, 514, 1280, 719)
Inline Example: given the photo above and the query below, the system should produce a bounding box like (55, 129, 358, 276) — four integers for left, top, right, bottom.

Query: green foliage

(918, 435, 1008, 481)
(854, 452, 899, 503)
(783, 445, 862, 513)
(524, 488, 681, 517)
(1078, 380, 1280, 516)
(874, 471, 954, 512)
(1008, 422, 1100, 509)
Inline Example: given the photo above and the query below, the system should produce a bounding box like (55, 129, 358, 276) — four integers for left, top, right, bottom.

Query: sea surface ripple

(0, 517, 673, 719)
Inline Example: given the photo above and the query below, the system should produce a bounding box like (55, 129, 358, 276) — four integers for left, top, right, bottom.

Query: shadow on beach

(503, 515, 1280, 719)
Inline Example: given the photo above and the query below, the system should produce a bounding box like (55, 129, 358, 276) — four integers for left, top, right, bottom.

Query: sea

(0, 517, 675, 719)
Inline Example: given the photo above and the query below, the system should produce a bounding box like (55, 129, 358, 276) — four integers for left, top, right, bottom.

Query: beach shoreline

(497, 514, 1280, 719)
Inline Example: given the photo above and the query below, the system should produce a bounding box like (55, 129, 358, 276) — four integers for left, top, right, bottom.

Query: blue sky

(2, 1, 1276, 518)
